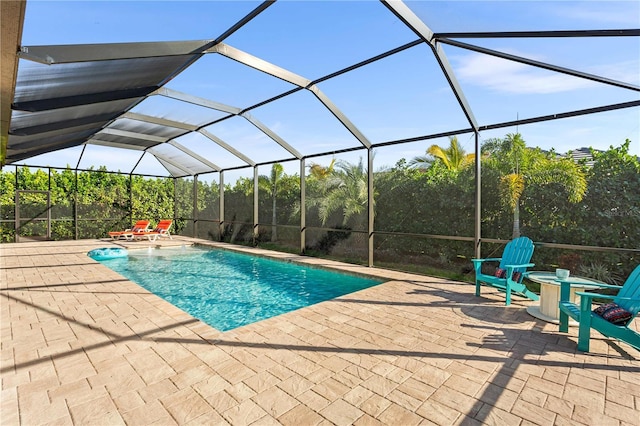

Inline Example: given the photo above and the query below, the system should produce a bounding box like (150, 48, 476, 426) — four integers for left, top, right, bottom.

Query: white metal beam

(86, 139, 147, 151)
(242, 112, 302, 159)
(148, 148, 196, 175)
(98, 128, 168, 143)
(199, 129, 256, 166)
(209, 43, 311, 88)
(155, 87, 242, 115)
(121, 112, 198, 131)
(167, 140, 220, 171)
(382, 0, 478, 130)
(308, 85, 371, 149)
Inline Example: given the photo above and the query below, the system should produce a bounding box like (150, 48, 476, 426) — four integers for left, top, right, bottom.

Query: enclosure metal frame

(2, 0, 639, 263)
(3, 162, 638, 264)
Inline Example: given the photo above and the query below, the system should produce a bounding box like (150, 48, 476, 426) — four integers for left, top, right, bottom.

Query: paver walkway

(1, 238, 638, 425)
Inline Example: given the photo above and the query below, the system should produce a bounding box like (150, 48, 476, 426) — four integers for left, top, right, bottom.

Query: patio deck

(1, 238, 638, 426)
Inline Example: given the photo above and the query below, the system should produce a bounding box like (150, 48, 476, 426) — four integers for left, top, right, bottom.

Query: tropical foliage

(311, 158, 371, 230)
(0, 167, 203, 242)
(482, 133, 587, 238)
(410, 136, 475, 172)
(259, 163, 285, 241)
(1, 136, 638, 279)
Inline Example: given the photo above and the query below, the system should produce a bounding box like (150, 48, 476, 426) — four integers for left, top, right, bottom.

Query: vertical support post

(46, 191, 51, 240)
(14, 187, 19, 243)
(368, 147, 374, 267)
(219, 171, 225, 241)
(46, 168, 51, 240)
(253, 166, 259, 245)
(474, 131, 482, 259)
(75, 149, 84, 240)
(173, 178, 178, 226)
(74, 169, 78, 240)
(300, 158, 306, 254)
(128, 174, 133, 225)
(193, 175, 198, 238)
(12, 166, 17, 242)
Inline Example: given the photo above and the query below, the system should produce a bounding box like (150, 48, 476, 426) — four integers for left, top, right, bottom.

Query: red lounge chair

(108, 220, 150, 240)
(133, 220, 173, 241)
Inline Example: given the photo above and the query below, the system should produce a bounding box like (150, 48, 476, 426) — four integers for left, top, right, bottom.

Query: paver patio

(1, 238, 638, 425)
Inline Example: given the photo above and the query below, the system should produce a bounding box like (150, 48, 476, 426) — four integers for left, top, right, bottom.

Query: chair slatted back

(615, 264, 640, 315)
(498, 237, 534, 282)
(131, 220, 150, 232)
(154, 220, 173, 232)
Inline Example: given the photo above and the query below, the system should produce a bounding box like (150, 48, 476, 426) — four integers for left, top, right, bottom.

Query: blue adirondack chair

(471, 237, 537, 306)
(558, 264, 640, 352)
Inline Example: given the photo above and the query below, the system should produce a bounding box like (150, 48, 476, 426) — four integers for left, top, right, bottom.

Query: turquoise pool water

(98, 246, 383, 331)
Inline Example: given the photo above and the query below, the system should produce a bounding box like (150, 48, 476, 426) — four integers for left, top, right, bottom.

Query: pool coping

(2, 237, 639, 425)
(95, 242, 387, 332)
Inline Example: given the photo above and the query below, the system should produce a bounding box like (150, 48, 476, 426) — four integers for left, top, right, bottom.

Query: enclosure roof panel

(2, 1, 639, 175)
(6, 43, 206, 167)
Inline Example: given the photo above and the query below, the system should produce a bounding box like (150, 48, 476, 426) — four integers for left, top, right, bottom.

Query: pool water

(98, 246, 383, 331)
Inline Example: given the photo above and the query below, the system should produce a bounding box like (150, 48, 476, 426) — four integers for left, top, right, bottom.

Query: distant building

(562, 146, 640, 167)
(540, 147, 599, 167)
(565, 147, 598, 168)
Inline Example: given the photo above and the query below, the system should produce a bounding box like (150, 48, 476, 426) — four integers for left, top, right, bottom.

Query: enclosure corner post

(13, 181, 18, 243)
(368, 147, 374, 267)
(219, 171, 225, 242)
(46, 187, 51, 241)
(74, 169, 79, 240)
(193, 175, 198, 238)
(253, 166, 259, 245)
(47, 168, 51, 241)
(173, 177, 178, 226)
(474, 131, 482, 259)
(128, 174, 133, 228)
(300, 158, 306, 255)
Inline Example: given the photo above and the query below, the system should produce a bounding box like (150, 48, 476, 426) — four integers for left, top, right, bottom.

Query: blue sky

(15, 1, 640, 179)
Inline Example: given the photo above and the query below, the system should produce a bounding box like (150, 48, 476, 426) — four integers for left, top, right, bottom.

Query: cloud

(591, 60, 640, 86)
(552, 3, 640, 27)
(453, 52, 600, 95)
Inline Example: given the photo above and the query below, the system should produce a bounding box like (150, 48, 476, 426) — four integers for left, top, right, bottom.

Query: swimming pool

(97, 246, 383, 331)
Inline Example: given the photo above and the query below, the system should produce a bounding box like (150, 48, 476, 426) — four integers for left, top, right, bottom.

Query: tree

(304, 159, 336, 226)
(574, 140, 639, 265)
(308, 158, 336, 180)
(258, 163, 285, 241)
(315, 158, 371, 230)
(410, 136, 475, 172)
(483, 133, 587, 238)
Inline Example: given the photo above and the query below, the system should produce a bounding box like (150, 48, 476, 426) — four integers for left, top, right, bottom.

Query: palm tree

(483, 133, 587, 238)
(410, 136, 475, 171)
(258, 163, 284, 241)
(308, 158, 336, 180)
(315, 158, 371, 230)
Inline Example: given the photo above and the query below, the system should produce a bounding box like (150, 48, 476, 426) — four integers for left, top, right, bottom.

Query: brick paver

(1, 238, 638, 425)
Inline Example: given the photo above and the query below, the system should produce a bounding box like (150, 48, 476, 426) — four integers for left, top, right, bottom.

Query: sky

(12, 0, 640, 180)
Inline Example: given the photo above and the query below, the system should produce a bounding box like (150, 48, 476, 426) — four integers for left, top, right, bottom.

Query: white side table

(524, 271, 604, 325)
